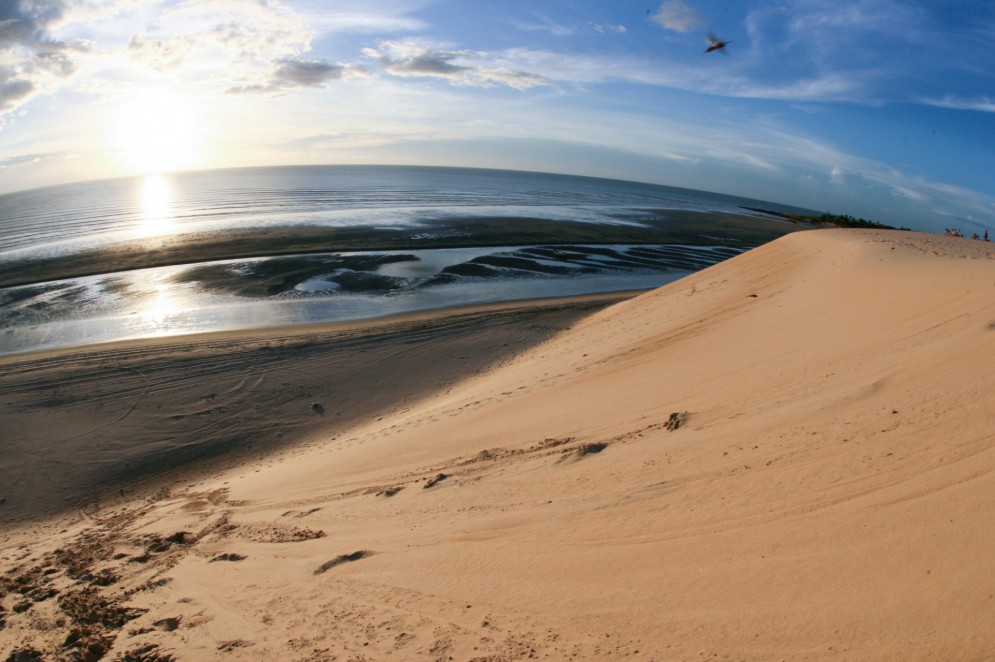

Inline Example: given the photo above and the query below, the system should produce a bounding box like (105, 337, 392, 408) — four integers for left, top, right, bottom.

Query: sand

(2, 228, 994, 661)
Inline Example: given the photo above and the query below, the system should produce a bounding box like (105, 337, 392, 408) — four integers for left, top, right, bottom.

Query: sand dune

(0, 296, 624, 523)
(2, 229, 995, 661)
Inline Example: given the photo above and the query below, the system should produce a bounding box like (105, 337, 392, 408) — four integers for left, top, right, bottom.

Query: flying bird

(705, 33, 731, 53)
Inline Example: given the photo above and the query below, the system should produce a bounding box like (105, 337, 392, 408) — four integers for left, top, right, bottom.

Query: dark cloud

(364, 44, 469, 78)
(0, 0, 77, 120)
(388, 52, 466, 76)
(363, 42, 552, 90)
(477, 68, 551, 90)
(0, 75, 33, 113)
(227, 57, 366, 95)
(272, 58, 347, 87)
(0, 0, 65, 48)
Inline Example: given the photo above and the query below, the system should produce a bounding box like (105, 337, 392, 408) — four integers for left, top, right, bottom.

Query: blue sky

(1, 0, 993, 232)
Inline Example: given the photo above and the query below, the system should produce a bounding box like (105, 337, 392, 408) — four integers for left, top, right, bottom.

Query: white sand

(2, 228, 994, 661)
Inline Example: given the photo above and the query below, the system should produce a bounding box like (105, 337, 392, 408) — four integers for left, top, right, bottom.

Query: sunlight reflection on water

(143, 283, 180, 327)
(135, 175, 176, 238)
(0, 241, 750, 356)
(125, 271, 200, 338)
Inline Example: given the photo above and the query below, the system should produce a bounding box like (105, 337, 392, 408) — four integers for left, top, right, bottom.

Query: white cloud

(59, 0, 369, 99)
(127, 35, 194, 72)
(592, 23, 627, 35)
(165, 2, 312, 62)
(651, 1, 705, 34)
(57, 0, 150, 25)
(921, 95, 995, 113)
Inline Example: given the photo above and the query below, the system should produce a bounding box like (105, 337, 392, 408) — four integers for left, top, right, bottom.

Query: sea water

(0, 166, 804, 355)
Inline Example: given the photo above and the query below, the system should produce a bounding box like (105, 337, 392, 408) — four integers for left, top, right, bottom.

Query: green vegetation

(745, 207, 910, 231)
(813, 212, 910, 231)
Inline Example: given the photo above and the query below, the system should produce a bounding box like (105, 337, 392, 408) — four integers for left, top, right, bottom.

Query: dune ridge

(2, 228, 994, 661)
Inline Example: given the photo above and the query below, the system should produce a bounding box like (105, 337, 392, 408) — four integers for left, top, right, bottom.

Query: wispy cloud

(456, 46, 861, 104)
(0, 150, 74, 169)
(921, 95, 995, 113)
(305, 11, 427, 34)
(515, 16, 627, 37)
(295, 0, 432, 34)
(651, 1, 705, 34)
(717, 74, 859, 102)
(789, 0, 926, 39)
(513, 14, 577, 38)
(592, 23, 628, 35)
(738, 0, 988, 108)
(536, 102, 995, 229)
(279, 130, 406, 152)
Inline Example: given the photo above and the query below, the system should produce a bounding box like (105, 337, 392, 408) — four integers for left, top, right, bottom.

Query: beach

(2, 228, 994, 660)
(0, 294, 629, 524)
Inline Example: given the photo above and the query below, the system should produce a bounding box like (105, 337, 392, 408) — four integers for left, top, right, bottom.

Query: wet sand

(0, 211, 802, 288)
(0, 293, 629, 524)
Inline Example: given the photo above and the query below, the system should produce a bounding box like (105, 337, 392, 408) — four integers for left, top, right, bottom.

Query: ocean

(0, 165, 807, 355)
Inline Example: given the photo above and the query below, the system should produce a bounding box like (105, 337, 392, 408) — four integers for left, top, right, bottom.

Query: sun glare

(135, 175, 176, 237)
(111, 89, 203, 175)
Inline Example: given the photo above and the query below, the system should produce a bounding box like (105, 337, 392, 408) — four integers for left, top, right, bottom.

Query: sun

(111, 88, 204, 175)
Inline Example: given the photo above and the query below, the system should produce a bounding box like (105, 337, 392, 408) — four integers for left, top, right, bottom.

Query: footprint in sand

(152, 616, 181, 631)
(209, 553, 247, 563)
(313, 550, 372, 575)
(424, 473, 449, 489)
(237, 524, 326, 543)
(558, 442, 609, 462)
(217, 639, 255, 652)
